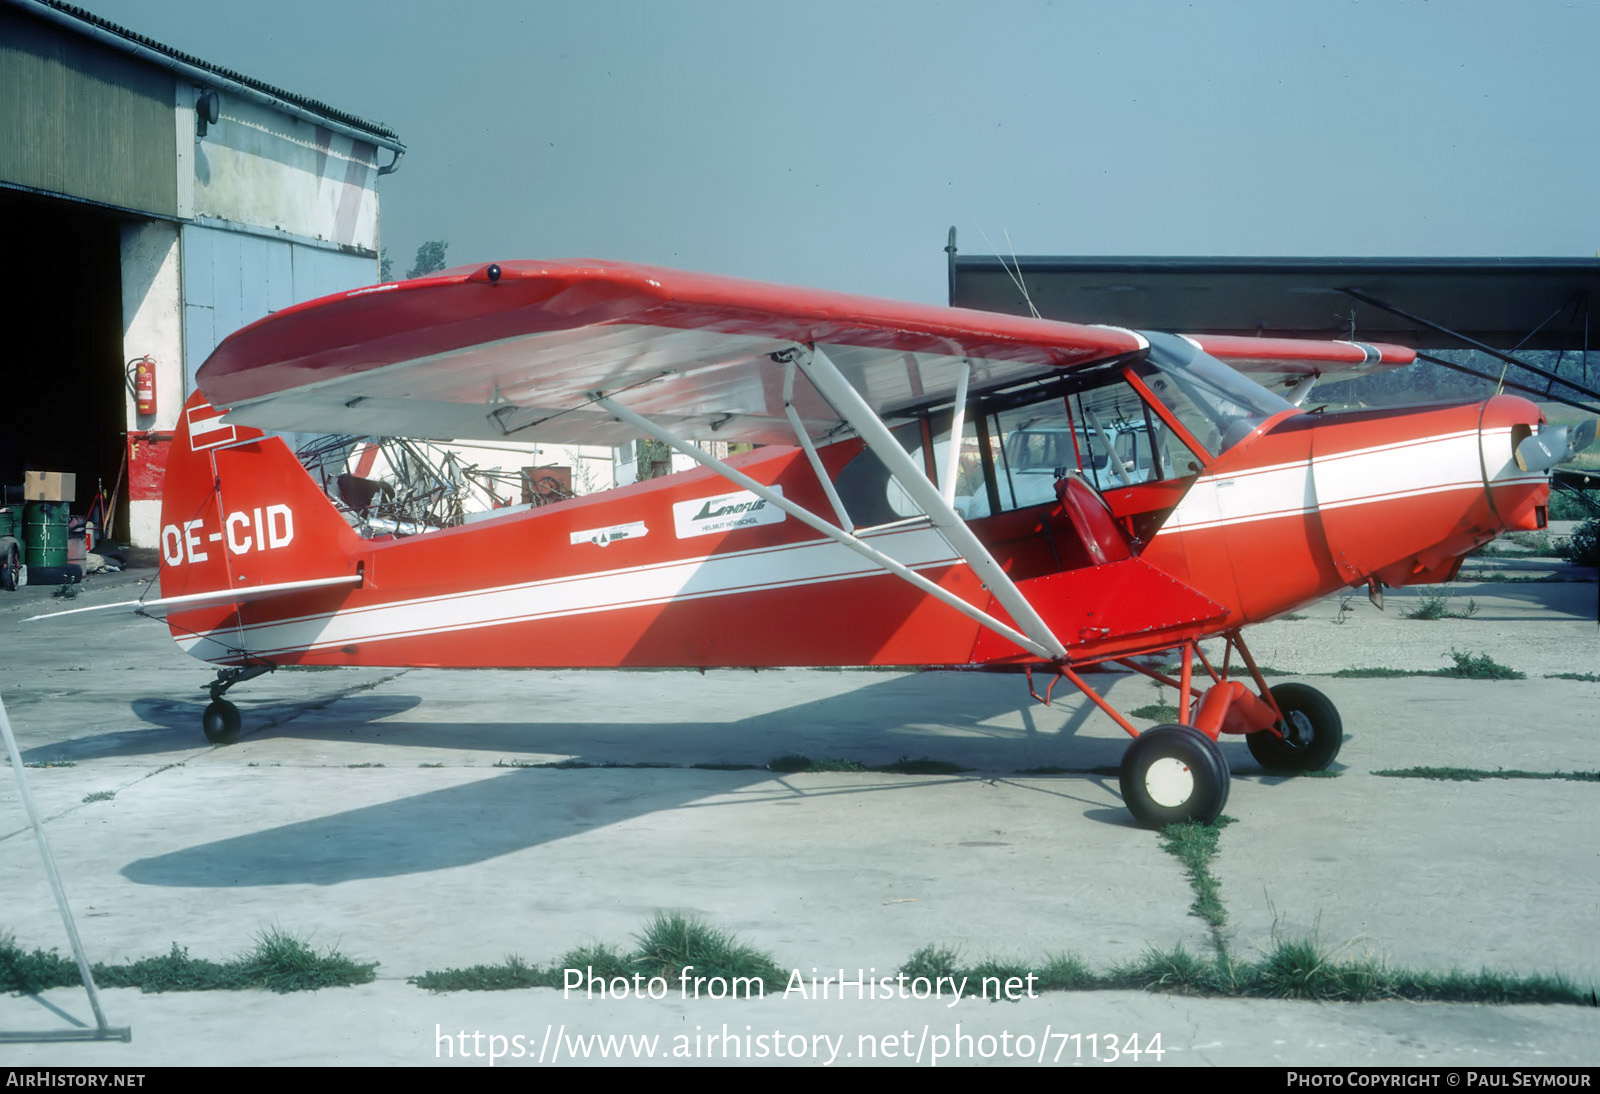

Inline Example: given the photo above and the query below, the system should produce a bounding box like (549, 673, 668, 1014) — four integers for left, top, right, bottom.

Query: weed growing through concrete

(1158, 817, 1235, 957)
(409, 955, 560, 992)
(411, 914, 785, 993)
(1400, 589, 1478, 620)
(1437, 650, 1524, 679)
(1331, 652, 1525, 680)
(882, 937, 1589, 1004)
(1374, 767, 1599, 783)
(0, 928, 374, 994)
(899, 944, 962, 982)
(632, 912, 786, 989)
(81, 790, 115, 803)
(1131, 703, 1182, 722)
(1546, 672, 1600, 682)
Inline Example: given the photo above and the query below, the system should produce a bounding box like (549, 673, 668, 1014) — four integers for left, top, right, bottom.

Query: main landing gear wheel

(202, 699, 242, 744)
(1119, 724, 1230, 829)
(1247, 682, 1343, 773)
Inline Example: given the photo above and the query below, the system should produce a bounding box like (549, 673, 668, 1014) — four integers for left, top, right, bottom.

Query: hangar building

(1, 0, 404, 550)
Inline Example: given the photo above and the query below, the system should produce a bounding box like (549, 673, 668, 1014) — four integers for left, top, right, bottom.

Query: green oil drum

(23, 501, 70, 568)
(0, 507, 17, 540)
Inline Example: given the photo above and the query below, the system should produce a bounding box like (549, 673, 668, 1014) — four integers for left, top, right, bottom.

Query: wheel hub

(1280, 710, 1313, 749)
(1144, 757, 1195, 808)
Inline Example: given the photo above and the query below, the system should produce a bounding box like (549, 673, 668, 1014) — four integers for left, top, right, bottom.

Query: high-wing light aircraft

(38, 261, 1594, 827)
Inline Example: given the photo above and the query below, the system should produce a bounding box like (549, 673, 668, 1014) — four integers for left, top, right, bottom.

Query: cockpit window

(1135, 332, 1293, 457)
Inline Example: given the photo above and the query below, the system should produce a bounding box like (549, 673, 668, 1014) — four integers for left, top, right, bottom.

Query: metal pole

(0, 695, 131, 1043)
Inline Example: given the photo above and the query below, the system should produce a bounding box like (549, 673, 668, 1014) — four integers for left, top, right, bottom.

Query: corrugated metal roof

(22, 0, 401, 144)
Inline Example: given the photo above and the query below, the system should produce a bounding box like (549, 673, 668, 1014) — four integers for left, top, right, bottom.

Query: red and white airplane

(38, 260, 1592, 827)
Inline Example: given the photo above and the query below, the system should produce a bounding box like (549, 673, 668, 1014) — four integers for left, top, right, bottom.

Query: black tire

(0, 542, 20, 592)
(202, 699, 242, 744)
(1119, 724, 1230, 829)
(1247, 682, 1343, 772)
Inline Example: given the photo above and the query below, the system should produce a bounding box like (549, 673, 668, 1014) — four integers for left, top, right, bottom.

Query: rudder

(159, 392, 361, 602)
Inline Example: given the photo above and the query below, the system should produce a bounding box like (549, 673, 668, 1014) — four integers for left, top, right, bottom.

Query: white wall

(120, 219, 184, 547)
(190, 92, 380, 252)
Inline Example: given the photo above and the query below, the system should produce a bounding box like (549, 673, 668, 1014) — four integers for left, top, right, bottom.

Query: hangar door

(181, 225, 376, 388)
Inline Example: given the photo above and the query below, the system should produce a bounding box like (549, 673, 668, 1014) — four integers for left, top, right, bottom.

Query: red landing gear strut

(1026, 630, 1343, 828)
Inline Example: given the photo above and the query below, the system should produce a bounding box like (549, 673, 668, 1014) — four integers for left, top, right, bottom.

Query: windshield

(1135, 331, 1293, 457)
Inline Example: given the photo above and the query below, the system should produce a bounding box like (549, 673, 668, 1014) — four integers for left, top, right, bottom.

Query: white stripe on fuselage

(1162, 427, 1542, 534)
(176, 523, 964, 661)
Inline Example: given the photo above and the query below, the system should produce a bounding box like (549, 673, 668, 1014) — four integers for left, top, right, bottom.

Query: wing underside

(197, 260, 1413, 447)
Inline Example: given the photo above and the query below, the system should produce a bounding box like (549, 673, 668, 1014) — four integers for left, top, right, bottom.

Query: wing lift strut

(595, 345, 1323, 828)
(593, 344, 1067, 663)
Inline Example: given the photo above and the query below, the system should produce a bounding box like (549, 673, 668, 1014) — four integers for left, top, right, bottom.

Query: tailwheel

(202, 699, 242, 745)
(1247, 682, 1342, 773)
(1, 541, 22, 591)
(1119, 724, 1230, 829)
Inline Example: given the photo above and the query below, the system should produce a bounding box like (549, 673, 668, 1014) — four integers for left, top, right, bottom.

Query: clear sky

(82, 0, 1600, 304)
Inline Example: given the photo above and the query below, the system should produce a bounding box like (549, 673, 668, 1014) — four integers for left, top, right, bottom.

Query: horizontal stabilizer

(26, 574, 362, 623)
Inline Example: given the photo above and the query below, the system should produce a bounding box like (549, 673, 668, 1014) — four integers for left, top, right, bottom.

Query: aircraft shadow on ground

(19, 694, 425, 763)
(119, 672, 1145, 887)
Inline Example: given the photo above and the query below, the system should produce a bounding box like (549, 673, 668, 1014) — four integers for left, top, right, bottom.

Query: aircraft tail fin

(158, 392, 362, 605)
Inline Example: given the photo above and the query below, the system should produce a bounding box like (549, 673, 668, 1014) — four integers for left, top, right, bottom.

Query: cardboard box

(23, 471, 76, 502)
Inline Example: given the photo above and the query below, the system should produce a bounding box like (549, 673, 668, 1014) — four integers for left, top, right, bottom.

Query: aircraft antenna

(976, 224, 1040, 319)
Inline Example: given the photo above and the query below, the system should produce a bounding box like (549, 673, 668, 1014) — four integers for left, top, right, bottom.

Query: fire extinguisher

(128, 356, 157, 417)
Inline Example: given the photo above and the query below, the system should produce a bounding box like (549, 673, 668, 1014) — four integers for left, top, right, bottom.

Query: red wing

(197, 260, 1145, 446)
(1186, 333, 1415, 395)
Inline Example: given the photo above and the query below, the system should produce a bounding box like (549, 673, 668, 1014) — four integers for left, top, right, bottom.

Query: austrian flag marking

(186, 403, 238, 451)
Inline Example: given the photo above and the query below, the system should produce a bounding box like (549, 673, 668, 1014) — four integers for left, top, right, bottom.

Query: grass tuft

(236, 928, 377, 993)
(899, 944, 963, 982)
(1437, 650, 1524, 680)
(559, 942, 635, 982)
(1401, 591, 1478, 620)
(0, 932, 80, 994)
(410, 954, 559, 992)
(631, 912, 785, 990)
(81, 790, 115, 803)
(1109, 944, 1220, 994)
(1131, 703, 1182, 722)
(1033, 953, 1098, 992)
(1253, 936, 1385, 1001)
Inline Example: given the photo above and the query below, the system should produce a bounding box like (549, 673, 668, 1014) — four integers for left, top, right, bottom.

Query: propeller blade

(1568, 418, 1597, 459)
(1515, 418, 1595, 474)
(1516, 426, 1569, 473)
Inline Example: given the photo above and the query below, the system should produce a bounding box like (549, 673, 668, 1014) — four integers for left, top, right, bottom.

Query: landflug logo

(673, 488, 787, 539)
